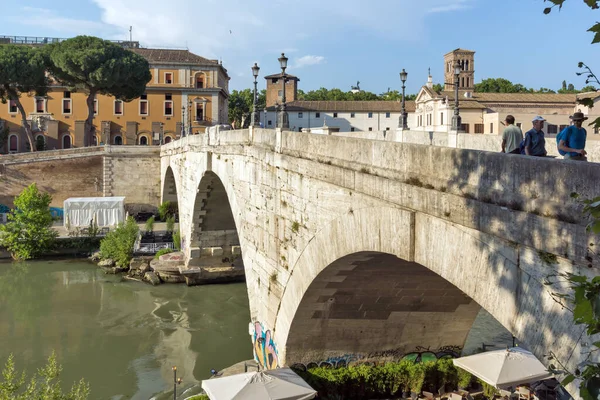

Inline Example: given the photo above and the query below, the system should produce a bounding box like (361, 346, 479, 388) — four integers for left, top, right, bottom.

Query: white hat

(532, 116, 546, 122)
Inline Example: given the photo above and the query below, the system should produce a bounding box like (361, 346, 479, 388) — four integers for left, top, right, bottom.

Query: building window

(64, 91, 71, 99)
(351, 127, 355, 132)
(8, 134, 18, 153)
(298, 112, 303, 118)
(385, 112, 390, 118)
(114, 100, 123, 115)
(140, 99, 149, 116)
(196, 103, 204, 121)
(8, 99, 18, 114)
(368, 127, 373, 131)
(196, 75, 204, 88)
(93, 99, 98, 115)
(547, 124, 558, 134)
(368, 112, 373, 118)
(559, 124, 568, 131)
(333, 112, 338, 118)
(315, 112, 320, 118)
(165, 93, 172, 101)
(278, 90, 283, 98)
(62, 134, 71, 149)
(466, 77, 470, 87)
(164, 100, 173, 116)
(62, 99, 72, 114)
(474, 124, 484, 134)
(35, 97, 45, 113)
(114, 135, 123, 145)
(440, 113, 444, 125)
(351, 112, 355, 118)
(139, 136, 148, 145)
(165, 72, 173, 84)
(268, 120, 272, 126)
(461, 123, 470, 133)
(490, 123, 494, 134)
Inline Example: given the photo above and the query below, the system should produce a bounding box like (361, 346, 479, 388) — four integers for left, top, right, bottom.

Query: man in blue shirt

(524, 116, 547, 157)
(558, 112, 588, 161)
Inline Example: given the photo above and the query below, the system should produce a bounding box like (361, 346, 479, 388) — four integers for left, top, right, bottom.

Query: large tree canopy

(46, 36, 152, 146)
(0, 45, 49, 152)
(228, 89, 266, 128)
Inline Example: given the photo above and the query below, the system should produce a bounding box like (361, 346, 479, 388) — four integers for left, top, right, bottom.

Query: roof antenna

(129, 26, 132, 42)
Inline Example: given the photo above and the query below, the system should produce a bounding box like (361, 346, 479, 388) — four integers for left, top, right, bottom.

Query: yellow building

(0, 37, 230, 153)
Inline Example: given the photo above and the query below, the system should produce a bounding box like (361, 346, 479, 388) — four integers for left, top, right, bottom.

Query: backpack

(556, 126, 574, 156)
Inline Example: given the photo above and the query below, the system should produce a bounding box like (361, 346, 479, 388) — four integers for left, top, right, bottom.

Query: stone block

(190, 247, 201, 258)
(201, 246, 223, 256)
(232, 245, 241, 255)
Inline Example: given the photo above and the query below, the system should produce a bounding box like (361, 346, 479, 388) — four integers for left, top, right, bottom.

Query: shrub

(0, 183, 58, 260)
(158, 201, 178, 221)
(457, 367, 473, 389)
(145, 216, 155, 233)
(99, 217, 139, 267)
(0, 351, 90, 399)
(173, 230, 181, 251)
(154, 248, 174, 259)
(166, 215, 175, 233)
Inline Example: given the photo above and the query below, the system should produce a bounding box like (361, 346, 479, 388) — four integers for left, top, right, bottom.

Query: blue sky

(1, 0, 598, 95)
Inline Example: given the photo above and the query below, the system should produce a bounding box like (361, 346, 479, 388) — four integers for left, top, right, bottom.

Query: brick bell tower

(443, 49, 475, 92)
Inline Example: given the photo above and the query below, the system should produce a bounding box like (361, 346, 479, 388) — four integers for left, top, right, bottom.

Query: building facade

(0, 37, 230, 154)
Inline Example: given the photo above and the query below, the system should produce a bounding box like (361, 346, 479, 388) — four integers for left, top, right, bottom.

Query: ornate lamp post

(172, 366, 182, 400)
(181, 106, 186, 137)
(251, 62, 260, 127)
(263, 107, 267, 128)
(451, 61, 462, 132)
(399, 69, 408, 129)
(277, 53, 289, 129)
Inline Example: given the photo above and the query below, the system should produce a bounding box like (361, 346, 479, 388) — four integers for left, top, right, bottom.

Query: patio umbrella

(201, 367, 317, 400)
(452, 347, 553, 388)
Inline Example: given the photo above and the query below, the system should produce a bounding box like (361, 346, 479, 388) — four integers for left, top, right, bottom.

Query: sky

(1, 0, 599, 95)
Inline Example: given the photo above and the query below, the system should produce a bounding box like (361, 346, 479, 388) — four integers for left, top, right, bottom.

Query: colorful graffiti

(252, 321, 279, 370)
(290, 346, 461, 371)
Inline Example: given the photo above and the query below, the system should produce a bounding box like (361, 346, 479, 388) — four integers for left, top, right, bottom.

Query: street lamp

(263, 107, 267, 128)
(451, 61, 462, 132)
(181, 106, 186, 137)
(251, 62, 260, 127)
(399, 69, 408, 129)
(172, 366, 182, 400)
(277, 53, 289, 129)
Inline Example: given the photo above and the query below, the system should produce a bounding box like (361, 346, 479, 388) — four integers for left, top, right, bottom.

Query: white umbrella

(453, 347, 553, 388)
(201, 367, 317, 400)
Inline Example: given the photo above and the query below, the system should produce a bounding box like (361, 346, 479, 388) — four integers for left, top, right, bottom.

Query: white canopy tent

(201, 368, 317, 400)
(452, 347, 554, 389)
(63, 197, 125, 228)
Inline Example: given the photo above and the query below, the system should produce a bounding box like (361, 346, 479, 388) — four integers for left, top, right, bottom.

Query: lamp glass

(252, 63, 260, 78)
(278, 53, 288, 69)
(400, 69, 407, 82)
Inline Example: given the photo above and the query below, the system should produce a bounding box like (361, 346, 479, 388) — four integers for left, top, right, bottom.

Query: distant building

(0, 35, 230, 153)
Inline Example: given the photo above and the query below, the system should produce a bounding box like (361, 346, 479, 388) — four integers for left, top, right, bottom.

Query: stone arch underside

(285, 251, 481, 365)
(189, 171, 240, 264)
(162, 166, 178, 205)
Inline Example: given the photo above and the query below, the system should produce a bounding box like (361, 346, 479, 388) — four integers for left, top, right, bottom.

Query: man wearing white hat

(523, 116, 548, 157)
(558, 111, 588, 161)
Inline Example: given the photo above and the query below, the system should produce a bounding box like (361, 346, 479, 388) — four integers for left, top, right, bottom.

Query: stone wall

(1, 146, 160, 211)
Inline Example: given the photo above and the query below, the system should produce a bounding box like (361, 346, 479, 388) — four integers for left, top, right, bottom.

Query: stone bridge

(161, 128, 599, 389)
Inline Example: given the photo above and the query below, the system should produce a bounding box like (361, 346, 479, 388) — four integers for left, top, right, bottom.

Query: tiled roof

(577, 91, 600, 100)
(267, 100, 416, 112)
(264, 73, 299, 80)
(130, 48, 218, 66)
(439, 91, 577, 104)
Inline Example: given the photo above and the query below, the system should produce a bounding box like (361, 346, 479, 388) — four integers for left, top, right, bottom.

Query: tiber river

(0, 259, 516, 400)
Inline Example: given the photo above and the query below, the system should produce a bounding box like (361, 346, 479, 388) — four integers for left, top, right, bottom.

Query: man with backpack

(523, 116, 547, 157)
(557, 112, 588, 161)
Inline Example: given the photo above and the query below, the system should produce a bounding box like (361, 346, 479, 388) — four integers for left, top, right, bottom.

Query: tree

(228, 88, 266, 128)
(580, 85, 598, 92)
(0, 45, 49, 152)
(562, 80, 567, 90)
(0, 352, 89, 399)
(432, 83, 444, 93)
(46, 36, 151, 146)
(0, 183, 57, 260)
(474, 78, 530, 93)
(0, 124, 8, 153)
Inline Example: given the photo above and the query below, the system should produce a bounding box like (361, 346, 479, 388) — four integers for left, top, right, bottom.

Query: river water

(0, 259, 517, 400)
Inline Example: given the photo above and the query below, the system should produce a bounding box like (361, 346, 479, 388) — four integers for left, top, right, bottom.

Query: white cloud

(428, 0, 474, 13)
(9, 6, 107, 34)
(293, 55, 325, 69)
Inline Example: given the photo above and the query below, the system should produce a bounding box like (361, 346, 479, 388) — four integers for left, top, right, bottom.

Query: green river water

(0, 258, 515, 399)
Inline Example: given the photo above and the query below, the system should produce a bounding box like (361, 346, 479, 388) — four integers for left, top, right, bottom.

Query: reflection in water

(0, 260, 252, 400)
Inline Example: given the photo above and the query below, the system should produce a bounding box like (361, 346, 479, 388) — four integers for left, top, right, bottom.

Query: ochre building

(0, 37, 230, 153)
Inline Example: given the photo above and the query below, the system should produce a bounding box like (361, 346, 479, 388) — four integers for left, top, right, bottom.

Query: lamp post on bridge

(251, 62, 260, 127)
(263, 107, 267, 129)
(451, 61, 463, 132)
(399, 68, 408, 130)
(277, 53, 289, 129)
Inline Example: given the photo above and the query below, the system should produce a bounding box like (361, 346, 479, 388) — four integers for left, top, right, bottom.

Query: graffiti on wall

(290, 345, 461, 371)
(252, 321, 279, 370)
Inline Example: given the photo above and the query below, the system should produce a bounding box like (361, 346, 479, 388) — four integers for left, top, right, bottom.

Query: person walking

(558, 111, 588, 161)
(523, 116, 547, 157)
(501, 115, 523, 154)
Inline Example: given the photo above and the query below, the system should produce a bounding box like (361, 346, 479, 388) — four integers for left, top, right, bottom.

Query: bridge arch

(161, 165, 179, 205)
(274, 205, 575, 370)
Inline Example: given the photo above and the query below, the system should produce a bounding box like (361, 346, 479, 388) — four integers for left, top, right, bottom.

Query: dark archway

(189, 171, 239, 264)
(162, 166, 178, 205)
(285, 251, 483, 366)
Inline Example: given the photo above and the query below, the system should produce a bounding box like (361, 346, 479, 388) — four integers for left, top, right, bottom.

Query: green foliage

(173, 230, 181, 251)
(457, 367, 473, 389)
(228, 88, 266, 128)
(291, 221, 300, 233)
(99, 217, 139, 267)
(0, 125, 9, 152)
(144, 216, 155, 233)
(582, 196, 600, 234)
(154, 248, 174, 259)
(0, 45, 49, 152)
(480, 379, 499, 399)
(474, 78, 531, 93)
(0, 184, 58, 260)
(166, 215, 175, 233)
(46, 36, 151, 144)
(158, 201, 178, 221)
(87, 216, 100, 238)
(187, 396, 209, 400)
(432, 83, 444, 92)
(0, 352, 89, 399)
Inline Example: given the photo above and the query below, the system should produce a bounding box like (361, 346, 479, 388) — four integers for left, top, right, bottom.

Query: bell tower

(443, 49, 475, 91)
